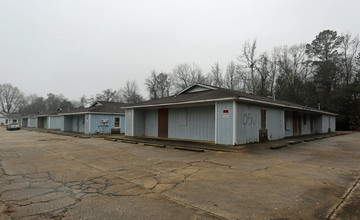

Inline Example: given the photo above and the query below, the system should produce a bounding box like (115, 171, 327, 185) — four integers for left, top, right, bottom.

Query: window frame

(114, 117, 120, 128)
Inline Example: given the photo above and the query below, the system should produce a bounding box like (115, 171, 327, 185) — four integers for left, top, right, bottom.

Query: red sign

(223, 110, 229, 114)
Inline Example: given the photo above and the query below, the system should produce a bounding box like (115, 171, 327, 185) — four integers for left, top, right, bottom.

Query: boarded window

(178, 108, 187, 126)
(114, 117, 120, 127)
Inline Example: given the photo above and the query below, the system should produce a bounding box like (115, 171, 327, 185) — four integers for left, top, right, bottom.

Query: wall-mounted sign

(223, 110, 229, 119)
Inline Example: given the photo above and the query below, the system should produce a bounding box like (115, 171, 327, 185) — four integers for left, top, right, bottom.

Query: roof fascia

(59, 112, 125, 116)
(122, 97, 237, 109)
(237, 97, 337, 116)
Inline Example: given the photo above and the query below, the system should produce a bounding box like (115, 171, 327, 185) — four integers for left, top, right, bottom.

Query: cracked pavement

(0, 128, 359, 219)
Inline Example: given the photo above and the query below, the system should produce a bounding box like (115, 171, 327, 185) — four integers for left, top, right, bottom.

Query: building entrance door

(158, 108, 168, 138)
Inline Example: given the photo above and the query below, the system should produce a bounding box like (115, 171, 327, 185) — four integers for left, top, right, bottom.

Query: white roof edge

(122, 96, 337, 116)
(58, 112, 125, 116)
(122, 97, 238, 109)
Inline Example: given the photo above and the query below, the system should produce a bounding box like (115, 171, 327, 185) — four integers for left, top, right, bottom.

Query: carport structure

(124, 84, 337, 145)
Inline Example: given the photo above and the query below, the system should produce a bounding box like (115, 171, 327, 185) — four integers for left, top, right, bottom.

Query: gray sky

(1, 0, 359, 100)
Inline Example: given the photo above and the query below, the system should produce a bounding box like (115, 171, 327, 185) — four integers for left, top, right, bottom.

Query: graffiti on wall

(243, 113, 256, 126)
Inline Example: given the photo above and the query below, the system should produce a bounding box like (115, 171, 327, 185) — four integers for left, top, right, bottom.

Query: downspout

(233, 100, 237, 145)
(132, 109, 135, 136)
(88, 114, 91, 135)
(215, 102, 218, 144)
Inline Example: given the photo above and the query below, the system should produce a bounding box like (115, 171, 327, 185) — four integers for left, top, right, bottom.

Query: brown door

(298, 116, 302, 135)
(293, 112, 298, 135)
(158, 108, 168, 138)
(261, 109, 266, 129)
(259, 109, 268, 142)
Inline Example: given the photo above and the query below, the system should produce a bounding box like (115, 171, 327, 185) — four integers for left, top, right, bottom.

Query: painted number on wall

(243, 113, 256, 126)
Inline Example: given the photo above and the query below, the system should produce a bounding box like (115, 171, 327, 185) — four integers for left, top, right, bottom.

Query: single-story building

(123, 84, 337, 145)
(36, 112, 62, 130)
(59, 101, 127, 134)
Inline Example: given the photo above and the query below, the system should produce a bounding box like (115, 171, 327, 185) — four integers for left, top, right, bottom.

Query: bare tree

(238, 39, 258, 93)
(275, 44, 312, 102)
(96, 89, 122, 102)
(340, 32, 360, 85)
(268, 50, 278, 95)
(121, 80, 144, 103)
(224, 61, 238, 90)
(172, 63, 206, 92)
(0, 83, 25, 113)
(209, 62, 223, 87)
(255, 53, 271, 96)
(145, 70, 171, 99)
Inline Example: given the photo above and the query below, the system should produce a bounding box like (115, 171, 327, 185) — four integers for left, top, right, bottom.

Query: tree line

(143, 30, 360, 130)
(0, 80, 144, 115)
(1, 29, 359, 130)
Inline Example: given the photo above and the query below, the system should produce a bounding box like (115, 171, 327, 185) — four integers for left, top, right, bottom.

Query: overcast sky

(1, 0, 359, 100)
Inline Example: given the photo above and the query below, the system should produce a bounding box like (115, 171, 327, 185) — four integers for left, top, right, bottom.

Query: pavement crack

(326, 176, 360, 220)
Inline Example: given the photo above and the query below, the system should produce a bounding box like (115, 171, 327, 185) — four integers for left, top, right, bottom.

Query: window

(114, 117, 120, 127)
(5, 119, 8, 124)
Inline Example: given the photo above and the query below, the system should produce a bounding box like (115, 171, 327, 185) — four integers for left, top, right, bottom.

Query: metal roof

(58, 101, 129, 115)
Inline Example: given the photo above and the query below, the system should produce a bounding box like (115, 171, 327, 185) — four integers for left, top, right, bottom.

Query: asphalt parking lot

(0, 128, 359, 220)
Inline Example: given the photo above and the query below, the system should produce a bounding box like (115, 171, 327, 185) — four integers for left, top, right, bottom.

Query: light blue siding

(71, 115, 85, 133)
(49, 116, 61, 130)
(134, 109, 145, 136)
(120, 115, 125, 133)
(28, 117, 37, 128)
(216, 102, 233, 145)
(330, 116, 336, 132)
(125, 109, 133, 136)
(168, 105, 215, 141)
(235, 103, 285, 144)
(321, 115, 336, 133)
(145, 109, 158, 137)
(87, 114, 124, 134)
(61, 115, 73, 131)
(236, 103, 260, 144)
(266, 107, 285, 141)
